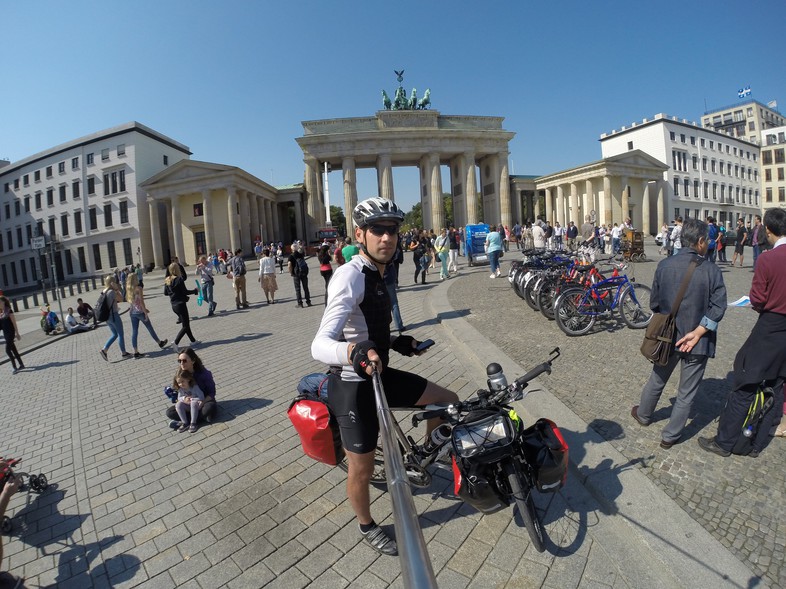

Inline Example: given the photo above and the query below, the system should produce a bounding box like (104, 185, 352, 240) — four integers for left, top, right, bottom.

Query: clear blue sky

(3, 0, 785, 214)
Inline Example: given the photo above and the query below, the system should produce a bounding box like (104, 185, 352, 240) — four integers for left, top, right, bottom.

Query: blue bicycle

(553, 273, 653, 336)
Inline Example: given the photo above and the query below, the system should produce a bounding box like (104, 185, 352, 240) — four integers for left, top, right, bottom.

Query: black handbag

(640, 260, 698, 366)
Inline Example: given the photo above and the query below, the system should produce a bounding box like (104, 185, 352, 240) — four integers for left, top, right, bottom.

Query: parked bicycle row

(507, 246, 654, 336)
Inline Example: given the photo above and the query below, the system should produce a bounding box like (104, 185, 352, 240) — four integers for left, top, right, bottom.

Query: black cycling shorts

(327, 368, 428, 454)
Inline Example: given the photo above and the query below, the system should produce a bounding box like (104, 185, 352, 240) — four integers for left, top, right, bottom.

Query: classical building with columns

(140, 160, 307, 267)
(511, 151, 669, 234)
(601, 114, 762, 229)
(296, 110, 515, 235)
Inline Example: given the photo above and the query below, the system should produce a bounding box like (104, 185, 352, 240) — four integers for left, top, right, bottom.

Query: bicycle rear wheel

(523, 275, 541, 311)
(537, 278, 559, 320)
(555, 287, 596, 336)
(619, 284, 653, 329)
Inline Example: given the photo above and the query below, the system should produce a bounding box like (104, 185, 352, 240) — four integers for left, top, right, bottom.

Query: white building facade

(0, 122, 191, 291)
(703, 99, 784, 145)
(761, 125, 786, 210)
(600, 114, 761, 229)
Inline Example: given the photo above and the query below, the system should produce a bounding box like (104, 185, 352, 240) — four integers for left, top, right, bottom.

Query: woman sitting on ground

(166, 347, 218, 426)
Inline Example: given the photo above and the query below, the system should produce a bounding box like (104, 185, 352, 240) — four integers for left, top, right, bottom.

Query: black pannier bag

(521, 418, 569, 492)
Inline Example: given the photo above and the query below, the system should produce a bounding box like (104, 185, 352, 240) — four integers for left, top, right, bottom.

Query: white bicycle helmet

(352, 197, 405, 228)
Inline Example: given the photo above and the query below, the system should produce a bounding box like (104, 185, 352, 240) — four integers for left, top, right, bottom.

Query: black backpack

(95, 290, 112, 322)
(295, 256, 309, 276)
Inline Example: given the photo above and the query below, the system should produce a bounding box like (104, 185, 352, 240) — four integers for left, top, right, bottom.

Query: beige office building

(702, 99, 785, 145)
(761, 125, 786, 210)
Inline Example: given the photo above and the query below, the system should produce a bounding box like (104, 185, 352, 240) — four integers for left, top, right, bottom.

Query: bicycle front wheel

(555, 287, 596, 336)
(537, 278, 559, 320)
(505, 462, 545, 552)
(619, 284, 653, 329)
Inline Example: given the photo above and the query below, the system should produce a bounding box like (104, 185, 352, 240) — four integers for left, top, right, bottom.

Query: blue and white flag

(738, 86, 752, 98)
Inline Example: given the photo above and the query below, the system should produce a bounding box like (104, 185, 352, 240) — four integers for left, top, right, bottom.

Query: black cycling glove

(391, 335, 417, 357)
(350, 340, 376, 379)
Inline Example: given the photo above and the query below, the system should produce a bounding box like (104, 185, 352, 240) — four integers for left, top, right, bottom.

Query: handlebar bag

(288, 374, 344, 466)
(521, 418, 569, 492)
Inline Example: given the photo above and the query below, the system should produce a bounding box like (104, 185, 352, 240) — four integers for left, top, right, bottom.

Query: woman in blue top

(485, 224, 504, 278)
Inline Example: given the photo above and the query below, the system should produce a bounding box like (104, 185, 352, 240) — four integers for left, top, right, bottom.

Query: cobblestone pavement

(0, 248, 765, 588)
(448, 241, 785, 588)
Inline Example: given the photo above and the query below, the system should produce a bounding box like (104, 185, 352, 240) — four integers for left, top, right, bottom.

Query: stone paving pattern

(0, 242, 772, 588)
(449, 242, 785, 588)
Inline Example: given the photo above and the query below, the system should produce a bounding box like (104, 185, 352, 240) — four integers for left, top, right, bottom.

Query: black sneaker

(359, 524, 397, 556)
(158, 339, 168, 349)
(698, 436, 730, 457)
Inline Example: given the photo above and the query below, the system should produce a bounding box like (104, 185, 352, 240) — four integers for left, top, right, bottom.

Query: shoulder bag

(640, 260, 698, 366)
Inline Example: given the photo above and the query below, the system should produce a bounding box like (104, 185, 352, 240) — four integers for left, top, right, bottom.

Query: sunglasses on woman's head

(367, 224, 399, 237)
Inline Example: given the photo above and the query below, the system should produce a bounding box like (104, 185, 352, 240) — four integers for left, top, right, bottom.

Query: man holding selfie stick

(311, 197, 458, 556)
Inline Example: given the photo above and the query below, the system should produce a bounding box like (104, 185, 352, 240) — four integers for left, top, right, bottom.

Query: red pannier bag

(288, 374, 345, 466)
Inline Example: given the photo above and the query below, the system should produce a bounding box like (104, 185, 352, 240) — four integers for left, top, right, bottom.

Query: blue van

(465, 224, 490, 266)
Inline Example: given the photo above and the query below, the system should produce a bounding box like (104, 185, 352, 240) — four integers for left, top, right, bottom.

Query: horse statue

(382, 89, 392, 110)
(393, 86, 408, 110)
(408, 88, 417, 110)
(417, 88, 431, 110)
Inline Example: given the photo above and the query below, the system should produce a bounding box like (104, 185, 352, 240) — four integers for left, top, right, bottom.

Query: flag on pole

(738, 86, 752, 98)
(767, 100, 778, 109)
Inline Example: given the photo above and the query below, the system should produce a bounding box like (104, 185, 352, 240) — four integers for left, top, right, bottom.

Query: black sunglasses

(366, 224, 399, 237)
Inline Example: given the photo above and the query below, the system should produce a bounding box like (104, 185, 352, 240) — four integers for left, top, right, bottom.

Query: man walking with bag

(631, 217, 727, 449)
(699, 208, 786, 458)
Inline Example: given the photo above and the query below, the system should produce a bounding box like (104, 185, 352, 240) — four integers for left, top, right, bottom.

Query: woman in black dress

(0, 296, 24, 374)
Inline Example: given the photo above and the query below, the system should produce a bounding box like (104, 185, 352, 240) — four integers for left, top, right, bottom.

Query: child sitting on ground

(173, 369, 204, 433)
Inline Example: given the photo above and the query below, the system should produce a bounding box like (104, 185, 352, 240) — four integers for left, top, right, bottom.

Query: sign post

(31, 236, 48, 305)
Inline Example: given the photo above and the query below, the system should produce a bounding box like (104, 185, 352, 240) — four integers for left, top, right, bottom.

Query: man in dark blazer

(631, 217, 727, 449)
(700, 208, 786, 457)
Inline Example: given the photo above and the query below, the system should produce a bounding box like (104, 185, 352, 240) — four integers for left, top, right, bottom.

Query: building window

(71, 157, 79, 170)
(780, 188, 785, 202)
(107, 241, 117, 267)
(48, 218, 56, 237)
(680, 134, 686, 143)
(700, 138, 706, 147)
(103, 170, 127, 195)
(766, 188, 773, 202)
(692, 156, 698, 170)
(46, 166, 53, 178)
(104, 204, 113, 227)
(711, 160, 716, 173)
(765, 169, 772, 182)
(61, 214, 69, 236)
(123, 238, 133, 266)
(704, 181, 709, 198)
(23, 196, 30, 213)
(735, 187, 740, 202)
(14, 200, 21, 217)
(47, 188, 54, 207)
(684, 178, 690, 197)
(710, 141, 714, 149)
(72, 181, 80, 199)
(58, 162, 65, 174)
(779, 168, 784, 181)
(193, 203, 204, 217)
(775, 149, 785, 164)
(719, 162, 724, 175)
(34, 170, 40, 182)
(749, 122, 755, 131)
(3, 183, 8, 193)
(117, 144, 126, 156)
(13, 179, 19, 190)
(16, 227, 23, 248)
(702, 157, 707, 171)
(59, 185, 67, 202)
(78, 247, 87, 272)
(673, 177, 680, 196)
(627, 141, 633, 150)
(694, 179, 700, 198)
(89, 207, 98, 230)
(87, 153, 94, 165)
(93, 244, 102, 270)
(101, 148, 109, 161)
(163, 155, 169, 165)
(75, 210, 82, 234)
(23, 174, 29, 186)
(712, 183, 717, 199)
(87, 177, 95, 195)
(670, 132, 676, 141)
(690, 136, 696, 146)
(120, 201, 129, 224)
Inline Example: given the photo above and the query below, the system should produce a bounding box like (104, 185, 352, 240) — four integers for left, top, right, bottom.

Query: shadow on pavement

(215, 398, 273, 421)
(19, 360, 79, 372)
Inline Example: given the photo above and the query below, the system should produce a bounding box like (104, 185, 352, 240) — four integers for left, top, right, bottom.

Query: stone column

(584, 179, 593, 221)
(239, 190, 252, 252)
(295, 199, 306, 241)
(202, 189, 214, 256)
(556, 185, 565, 227)
(249, 192, 260, 242)
(304, 158, 321, 240)
(545, 188, 553, 224)
(641, 180, 651, 235)
(498, 152, 511, 228)
(465, 152, 478, 226)
(621, 176, 630, 224)
(430, 153, 444, 230)
(449, 155, 465, 227)
(171, 195, 185, 263)
(342, 157, 357, 224)
(149, 199, 163, 269)
(603, 176, 613, 226)
(377, 153, 394, 201)
(569, 182, 579, 226)
(227, 186, 239, 253)
(657, 180, 666, 230)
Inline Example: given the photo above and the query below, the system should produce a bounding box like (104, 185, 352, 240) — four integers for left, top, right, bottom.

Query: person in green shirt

(341, 237, 360, 262)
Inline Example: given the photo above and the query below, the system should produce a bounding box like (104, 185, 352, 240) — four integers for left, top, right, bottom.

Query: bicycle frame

(575, 274, 633, 316)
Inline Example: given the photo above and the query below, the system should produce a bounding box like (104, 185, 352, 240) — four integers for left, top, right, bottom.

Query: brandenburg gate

(296, 91, 514, 235)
